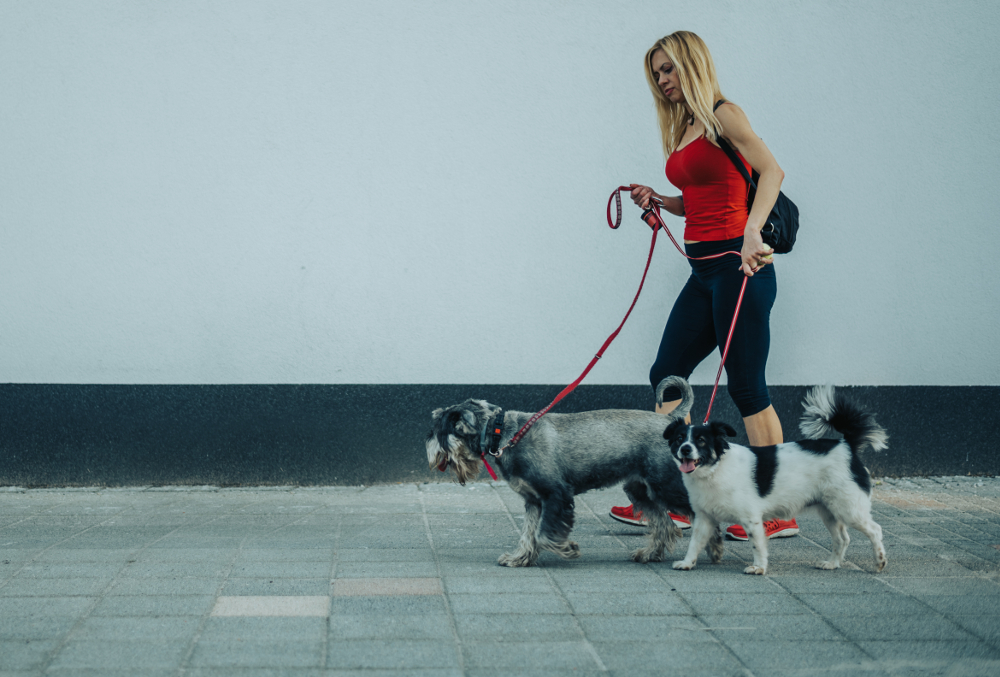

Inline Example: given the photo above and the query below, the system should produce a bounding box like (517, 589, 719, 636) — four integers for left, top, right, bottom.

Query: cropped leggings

(650, 237, 776, 418)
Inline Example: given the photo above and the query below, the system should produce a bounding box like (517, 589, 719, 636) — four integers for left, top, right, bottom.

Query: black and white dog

(426, 377, 724, 567)
(664, 384, 889, 575)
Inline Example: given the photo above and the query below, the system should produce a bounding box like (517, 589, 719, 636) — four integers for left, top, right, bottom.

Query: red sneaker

(725, 519, 799, 541)
(609, 505, 691, 529)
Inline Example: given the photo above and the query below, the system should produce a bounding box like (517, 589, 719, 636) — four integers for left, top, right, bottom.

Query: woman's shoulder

(713, 101, 753, 142)
(714, 100, 747, 121)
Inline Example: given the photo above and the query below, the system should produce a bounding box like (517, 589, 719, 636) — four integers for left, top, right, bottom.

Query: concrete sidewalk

(1, 478, 999, 676)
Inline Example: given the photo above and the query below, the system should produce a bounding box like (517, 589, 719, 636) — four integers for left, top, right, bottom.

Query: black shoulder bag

(713, 101, 800, 253)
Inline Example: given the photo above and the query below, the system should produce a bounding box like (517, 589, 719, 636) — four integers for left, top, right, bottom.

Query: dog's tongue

(437, 458, 448, 472)
(679, 459, 697, 474)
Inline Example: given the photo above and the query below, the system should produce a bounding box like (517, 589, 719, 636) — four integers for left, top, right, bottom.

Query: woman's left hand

(740, 227, 773, 277)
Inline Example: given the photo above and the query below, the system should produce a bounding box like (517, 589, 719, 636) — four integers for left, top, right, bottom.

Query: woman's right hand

(629, 184, 657, 209)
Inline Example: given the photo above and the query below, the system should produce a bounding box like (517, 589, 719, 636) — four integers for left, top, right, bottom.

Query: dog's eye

(696, 437, 706, 445)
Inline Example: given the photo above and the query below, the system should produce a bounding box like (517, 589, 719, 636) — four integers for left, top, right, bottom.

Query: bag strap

(712, 99, 759, 191)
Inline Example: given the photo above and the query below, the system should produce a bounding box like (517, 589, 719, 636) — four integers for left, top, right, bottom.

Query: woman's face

(651, 49, 684, 104)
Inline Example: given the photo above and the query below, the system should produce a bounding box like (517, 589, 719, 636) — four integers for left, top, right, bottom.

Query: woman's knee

(727, 383, 771, 418)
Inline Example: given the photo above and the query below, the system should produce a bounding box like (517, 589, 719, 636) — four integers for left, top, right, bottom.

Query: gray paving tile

(453, 613, 583, 642)
(335, 561, 439, 578)
(577, 614, 708, 642)
(0, 639, 59, 669)
(825, 613, 980, 641)
(795, 592, 937, 617)
(336, 548, 436, 562)
(462, 641, 599, 670)
(326, 640, 461, 669)
(443, 575, 554, 594)
(725, 639, 871, 672)
(329, 612, 451, 640)
(220, 577, 330, 596)
(562, 591, 690, 616)
(90, 594, 215, 617)
(679, 591, 813, 615)
(951, 615, 1000, 645)
(70, 616, 202, 641)
(0, 614, 77, 641)
(107, 576, 221, 596)
(233, 548, 335, 563)
(329, 595, 447, 615)
(770, 573, 894, 594)
(699, 612, 844, 641)
(48, 639, 190, 670)
(0, 596, 96, 617)
(45, 669, 177, 677)
(915, 595, 1000, 616)
(0, 576, 110, 597)
(119, 561, 231, 578)
(856, 640, 1000, 661)
(229, 560, 331, 578)
(546, 569, 670, 594)
(591, 639, 744, 671)
(10, 562, 120, 579)
(188, 640, 324, 668)
(447, 592, 570, 615)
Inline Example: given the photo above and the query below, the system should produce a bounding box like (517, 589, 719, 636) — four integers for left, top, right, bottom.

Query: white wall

(2, 0, 997, 386)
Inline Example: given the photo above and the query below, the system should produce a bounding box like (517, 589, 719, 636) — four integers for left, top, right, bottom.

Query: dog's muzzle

(677, 443, 700, 474)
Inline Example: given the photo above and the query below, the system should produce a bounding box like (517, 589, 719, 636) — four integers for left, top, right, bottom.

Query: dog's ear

(447, 410, 477, 436)
(710, 421, 736, 454)
(663, 419, 685, 441)
(711, 422, 737, 438)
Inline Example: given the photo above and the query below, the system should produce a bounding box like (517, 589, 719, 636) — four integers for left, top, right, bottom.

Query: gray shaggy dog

(425, 377, 723, 567)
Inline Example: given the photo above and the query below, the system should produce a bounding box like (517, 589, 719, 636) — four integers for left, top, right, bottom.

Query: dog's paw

(672, 560, 695, 570)
(816, 560, 841, 571)
(631, 548, 663, 563)
(876, 554, 887, 572)
(743, 565, 766, 575)
(498, 552, 534, 568)
(558, 541, 581, 560)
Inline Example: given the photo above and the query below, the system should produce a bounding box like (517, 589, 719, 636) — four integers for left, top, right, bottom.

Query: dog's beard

(426, 436, 482, 485)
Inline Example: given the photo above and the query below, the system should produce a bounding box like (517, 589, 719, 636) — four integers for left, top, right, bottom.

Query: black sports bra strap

(713, 99, 727, 111)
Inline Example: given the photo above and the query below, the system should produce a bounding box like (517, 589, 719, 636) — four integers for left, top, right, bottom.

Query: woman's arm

(629, 184, 684, 217)
(714, 103, 784, 276)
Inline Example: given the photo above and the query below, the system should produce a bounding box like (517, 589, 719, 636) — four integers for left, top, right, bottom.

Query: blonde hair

(644, 31, 725, 157)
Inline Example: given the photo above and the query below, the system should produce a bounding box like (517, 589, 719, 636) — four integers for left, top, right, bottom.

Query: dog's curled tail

(799, 385, 888, 453)
(655, 376, 694, 423)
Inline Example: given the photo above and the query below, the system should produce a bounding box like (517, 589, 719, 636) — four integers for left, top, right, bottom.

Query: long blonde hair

(644, 31, 725, 157)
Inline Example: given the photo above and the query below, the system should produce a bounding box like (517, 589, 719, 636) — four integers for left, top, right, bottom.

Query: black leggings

(649, 237, 776, 418)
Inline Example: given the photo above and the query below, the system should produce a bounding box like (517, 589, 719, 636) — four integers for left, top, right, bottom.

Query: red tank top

(665, 136, 751, 241)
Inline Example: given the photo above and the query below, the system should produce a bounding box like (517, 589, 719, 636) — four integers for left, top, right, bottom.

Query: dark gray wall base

(0, 384, 996, 486)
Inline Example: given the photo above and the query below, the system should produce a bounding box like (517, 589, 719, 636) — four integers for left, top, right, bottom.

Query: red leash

(495, 186, 747, 460)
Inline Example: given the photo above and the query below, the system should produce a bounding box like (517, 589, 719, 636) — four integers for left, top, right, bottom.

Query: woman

(609, 31, 798, 541)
